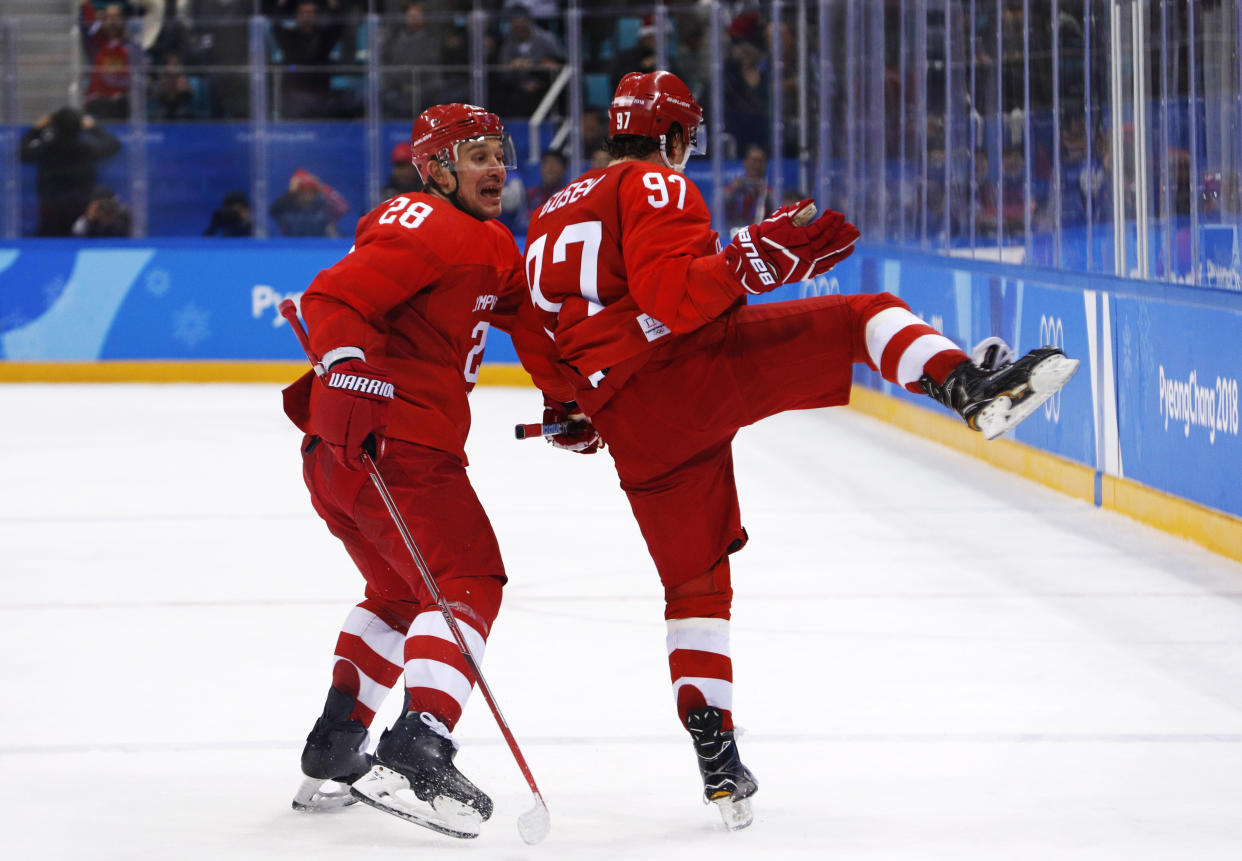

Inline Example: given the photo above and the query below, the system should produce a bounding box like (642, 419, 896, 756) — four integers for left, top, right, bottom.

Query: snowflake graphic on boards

(145, 268, 172, 297)
(172, 302, 211, 348)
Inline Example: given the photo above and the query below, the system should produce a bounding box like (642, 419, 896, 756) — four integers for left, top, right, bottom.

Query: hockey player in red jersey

(512, 71, 1079, 830)
(282, 103, 557, 837)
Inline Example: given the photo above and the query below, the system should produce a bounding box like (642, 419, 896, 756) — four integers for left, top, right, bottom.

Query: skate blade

(349, 765, 482, 839)
(978, 354, 1080, 440)
(291, 775, 359, 812)
(711, 793, 755, 831)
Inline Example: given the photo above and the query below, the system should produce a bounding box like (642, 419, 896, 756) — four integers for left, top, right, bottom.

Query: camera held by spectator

(72, 185, 133, 237)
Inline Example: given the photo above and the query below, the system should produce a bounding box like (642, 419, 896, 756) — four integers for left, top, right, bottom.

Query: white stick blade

(518, 796, 551, 845)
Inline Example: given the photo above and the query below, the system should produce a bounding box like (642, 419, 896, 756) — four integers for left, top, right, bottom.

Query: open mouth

(478, 184, 502, 203)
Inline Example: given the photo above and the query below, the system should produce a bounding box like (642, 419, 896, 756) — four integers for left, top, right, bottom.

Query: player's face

(453, 139, 508, 220)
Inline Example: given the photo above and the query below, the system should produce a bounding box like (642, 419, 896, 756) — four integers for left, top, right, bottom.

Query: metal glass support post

(128, 51, 148, 237)
(364, 14, 381, 212)
(944, 0, 952, 250)
(1157, 0, 1172, 279)
(994, 0, 1002, 257)
(1131, 0, 1150, 279)
(249, 15, 269, 238)
(1022, 0, 1033, 259)
(1, 16, 18, 238)
(873, 0, 888, 238)
(916, 0, 928, 247)
(771, 0, 786, 210)
(816, 0, 831, 216)
(1051, 0, 1063, 267)
(900, 0, 910, 244)
(1109, 0, 1125, 275)
(796, 0, 810, 196)
(1085, 0, 1094, 271)
(846, 0, 859, 221)
(565, 1, 584, 180)
(470, 2, 486, 109)
(1188, 0, 1201, 284)
(654, 1, 669, 70)
(710, 0, 725, 235)
(968, 0, 977, 255)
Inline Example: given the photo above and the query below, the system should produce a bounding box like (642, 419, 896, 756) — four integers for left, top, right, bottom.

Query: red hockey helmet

(409, 103, 516, 184)
(608, 70, 705, 163)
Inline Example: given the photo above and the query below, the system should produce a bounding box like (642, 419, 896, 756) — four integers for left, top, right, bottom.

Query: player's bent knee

(664, 560, 733, 620)
(438, 573, 505, 637)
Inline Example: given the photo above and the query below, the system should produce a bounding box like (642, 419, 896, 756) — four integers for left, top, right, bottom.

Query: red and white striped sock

(667, 617, 735, 731)
(402, 609, 487, 730)
(862, 304, 968, 392)
(331, 601, 408, 726)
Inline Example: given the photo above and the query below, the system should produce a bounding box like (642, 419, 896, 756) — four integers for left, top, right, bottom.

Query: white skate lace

(417, 711, 460, 751)
(970, 336, 1014, 372)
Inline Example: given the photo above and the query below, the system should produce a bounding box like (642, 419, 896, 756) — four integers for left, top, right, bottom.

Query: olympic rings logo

(1039, 314, 1065, 422)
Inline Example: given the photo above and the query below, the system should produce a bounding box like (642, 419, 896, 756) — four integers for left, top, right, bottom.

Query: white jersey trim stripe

(403, 658, 473, 709)
(864, 306, 921, 369)
(407, 610, 487, 661)
(896, 332, 961, 388)
(671, 676, 734, 711)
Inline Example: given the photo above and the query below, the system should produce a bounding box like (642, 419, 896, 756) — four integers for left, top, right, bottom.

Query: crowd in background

(10, 0, 1241, 281)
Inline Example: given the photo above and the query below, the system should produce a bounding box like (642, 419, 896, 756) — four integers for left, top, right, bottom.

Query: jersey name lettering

(539, 175, 604, 218)
(473, 293, 499, 312)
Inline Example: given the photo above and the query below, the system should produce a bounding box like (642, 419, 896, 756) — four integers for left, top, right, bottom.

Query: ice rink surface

(3, 382, 1242, 860)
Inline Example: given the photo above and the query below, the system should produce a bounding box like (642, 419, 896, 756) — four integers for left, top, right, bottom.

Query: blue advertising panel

(1114, 296, 1242, 518)
(1006, 281, 1095, 461)
(0, 239, 521, 363)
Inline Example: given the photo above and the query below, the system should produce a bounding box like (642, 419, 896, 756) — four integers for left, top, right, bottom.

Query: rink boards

(0, 238, 1239, 561)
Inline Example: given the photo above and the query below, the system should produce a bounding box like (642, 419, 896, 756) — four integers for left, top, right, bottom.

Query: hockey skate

(686, 707, 758, 831)
(350, 710, 493, 839)
(920, 342, 1080, 440)
(292, 688, 372, 812)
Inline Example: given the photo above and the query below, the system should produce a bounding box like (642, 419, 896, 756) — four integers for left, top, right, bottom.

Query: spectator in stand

(381, 142, 423, 199)
(526, 149, 567, 216)
(607, 14, 678, 96)
(722, 19, 768, 158)
(493, 4, 563, 117)
(192, 0, 252, 118)
(588, 146, 611, 171)
(80, 1, 143, 119)
(577, 106, 608, 158)
(147, 0, 202, 68)
(152, 50, 194, 118)
(203, 189, 254, 236)
(19, 107, 122, 237)
(380, 1, 443, 119)
(269, 0, 352, 119)
(723, 144, 772, 236)
(71, 185, 133, 237)
(270, 168, 350, 237)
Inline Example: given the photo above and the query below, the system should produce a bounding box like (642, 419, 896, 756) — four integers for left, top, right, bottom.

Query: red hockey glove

(724, 199, 860, 295)
(312, 357, 394, 469)
(543, 396, 602, 454)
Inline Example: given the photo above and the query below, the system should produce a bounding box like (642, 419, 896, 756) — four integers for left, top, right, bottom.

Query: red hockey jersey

(516, 161, 746, 407)
(300, 193, 546, 463)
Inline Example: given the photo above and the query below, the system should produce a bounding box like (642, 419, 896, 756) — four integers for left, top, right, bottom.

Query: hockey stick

(514, 419, 589, 440)
(278, 299, 551, 845)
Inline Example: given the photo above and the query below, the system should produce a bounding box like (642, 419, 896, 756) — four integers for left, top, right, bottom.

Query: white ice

(3, 383, 1242, 860)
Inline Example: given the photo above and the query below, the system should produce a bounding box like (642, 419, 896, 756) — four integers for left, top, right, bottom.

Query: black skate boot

(349, 711, 492, 838)
(686, 706, 758, 831)
(920, 344, 1080, 440)
(291, 687, 372, 812)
